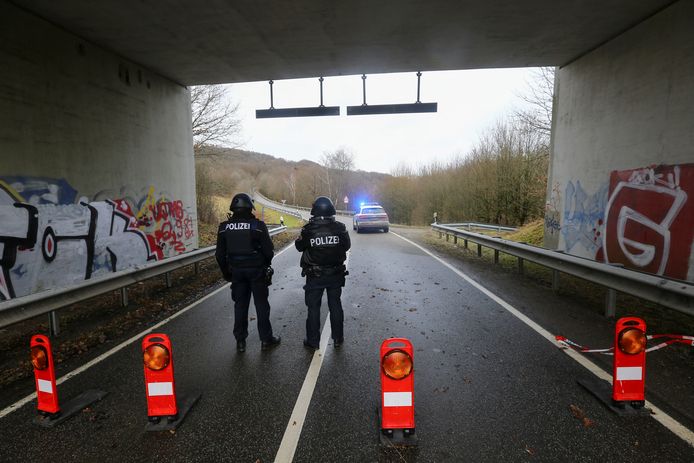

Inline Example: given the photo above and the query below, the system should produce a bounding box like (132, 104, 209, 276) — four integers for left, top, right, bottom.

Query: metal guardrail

(253, 191, 354, 218)
(432, 223, 694, 317)
(0, 226, 287, 332)
(252, 191, 304, 220)
(441, 222, 517, 232)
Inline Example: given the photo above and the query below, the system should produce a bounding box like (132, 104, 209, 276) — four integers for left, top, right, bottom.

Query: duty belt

(303, 265, 347, 278)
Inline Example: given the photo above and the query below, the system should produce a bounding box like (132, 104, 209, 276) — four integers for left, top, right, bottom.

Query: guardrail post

(48, 311, 60, 337)
(605, 289, 617, 318)
(552, 270, 560, 293)
(464, 239, 468, 249)
(493, 250, 499, 264)
(120, 287, 129, 307)
(477, 244, 482, 257)
(445, 233, 449, 242)
(518, 258, 524, 275)
(453, 235, 457, 245)
(194, 262, 200, 275)
(165, 272, 172, 288)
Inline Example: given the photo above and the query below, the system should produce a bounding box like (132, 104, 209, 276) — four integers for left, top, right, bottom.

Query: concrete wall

(0, 1, 197, 300)
(545, 0, 694, 282)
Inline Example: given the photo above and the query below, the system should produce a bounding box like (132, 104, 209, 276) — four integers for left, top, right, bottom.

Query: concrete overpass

(1, 0, 693, 299)
(3, 0, 676, 84)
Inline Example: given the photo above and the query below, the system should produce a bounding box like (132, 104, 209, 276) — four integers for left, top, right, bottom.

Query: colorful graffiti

(559, 164, 694, 282)
(0, 178, 195, 300)
(599, 164, 693, 280)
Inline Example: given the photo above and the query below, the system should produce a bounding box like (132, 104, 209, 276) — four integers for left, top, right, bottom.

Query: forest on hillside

(194, 146, 387, 223)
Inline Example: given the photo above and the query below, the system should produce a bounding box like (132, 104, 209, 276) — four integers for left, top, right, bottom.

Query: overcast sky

(227, 68, 538, 173)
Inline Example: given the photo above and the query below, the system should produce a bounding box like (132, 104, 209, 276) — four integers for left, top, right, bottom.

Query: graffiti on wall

(544, 182, 562, 246)
(560, 164, 694, 282)
(599, 164, 693, 280)
(0, 177, 195, 300)
(561, 180, 608, 257)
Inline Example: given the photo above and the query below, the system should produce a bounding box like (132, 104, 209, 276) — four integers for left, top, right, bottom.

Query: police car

(352, 203, 390, 233)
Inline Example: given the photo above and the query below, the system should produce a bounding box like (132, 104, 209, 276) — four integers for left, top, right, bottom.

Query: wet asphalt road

(0, 223, 693, 462)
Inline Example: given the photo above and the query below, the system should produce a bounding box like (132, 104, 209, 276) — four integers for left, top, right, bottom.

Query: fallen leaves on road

(569, 404, 595, 428)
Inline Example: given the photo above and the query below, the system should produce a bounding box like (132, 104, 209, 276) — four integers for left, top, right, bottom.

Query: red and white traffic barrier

(380, 338, 415, 440)
(30, 334, 60, 417)
(612, 317, 646, 406)
(30, 334, 107, 427)
(142, 334, 178, 422)
(555, 317, 693, 411)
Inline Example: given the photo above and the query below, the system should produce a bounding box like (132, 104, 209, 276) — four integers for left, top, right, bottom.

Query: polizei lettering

(225, 222, 251, 231)
(310, 236, 340, 247)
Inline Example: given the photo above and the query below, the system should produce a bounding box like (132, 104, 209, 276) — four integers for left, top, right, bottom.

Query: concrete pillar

(544, 1, 694, 285)
(0, 3, 197, 300)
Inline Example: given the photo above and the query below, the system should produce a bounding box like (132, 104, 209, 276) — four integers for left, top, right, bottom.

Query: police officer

(295, 196, 351, 349)
(215, 193, 281, 352)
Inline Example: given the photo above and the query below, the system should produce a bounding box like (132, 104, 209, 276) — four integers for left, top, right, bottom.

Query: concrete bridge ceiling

(13, 0, 675, 85)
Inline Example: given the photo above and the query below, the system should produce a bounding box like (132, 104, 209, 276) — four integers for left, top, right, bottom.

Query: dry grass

(505, 219, 544, 246)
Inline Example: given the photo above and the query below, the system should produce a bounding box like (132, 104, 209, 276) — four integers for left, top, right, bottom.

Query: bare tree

(320, 148, 355, 204)
(285, 170, 297, 205)
(191, 85, 243, 154)
(514, 67, 555, 141)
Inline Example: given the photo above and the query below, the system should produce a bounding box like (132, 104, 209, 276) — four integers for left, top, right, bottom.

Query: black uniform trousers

(231, 266, 273, 342)
(304, 275, 344, 347)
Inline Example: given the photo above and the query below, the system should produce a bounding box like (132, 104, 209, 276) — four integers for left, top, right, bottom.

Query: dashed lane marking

(0, 244, 294, 420)
(391, 231, 694, 448)
(274, 253, 350, 463)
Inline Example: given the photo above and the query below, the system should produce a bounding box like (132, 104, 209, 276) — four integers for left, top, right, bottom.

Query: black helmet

(310, 196, 336, 217)
(229, 193, 255, 211)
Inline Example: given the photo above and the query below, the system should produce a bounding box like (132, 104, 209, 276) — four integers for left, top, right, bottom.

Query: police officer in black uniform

(215, 193, 281, 352)
(295, 196, 351, 349)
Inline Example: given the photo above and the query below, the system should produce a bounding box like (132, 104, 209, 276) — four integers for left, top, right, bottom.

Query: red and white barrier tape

(555, 334, 694, 355)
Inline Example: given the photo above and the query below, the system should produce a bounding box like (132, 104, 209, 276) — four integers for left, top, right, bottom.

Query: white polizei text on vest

(310, 236, 339, 246)
(225, 222, 251, 231)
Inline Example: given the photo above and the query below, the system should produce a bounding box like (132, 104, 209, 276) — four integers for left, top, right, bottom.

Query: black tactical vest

(221, 218, 264, 267)
(300, 218, 348, 268)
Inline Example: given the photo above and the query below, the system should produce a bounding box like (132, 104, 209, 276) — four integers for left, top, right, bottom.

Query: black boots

(261, 336, 281, 350)
(237, 340, 246, 353)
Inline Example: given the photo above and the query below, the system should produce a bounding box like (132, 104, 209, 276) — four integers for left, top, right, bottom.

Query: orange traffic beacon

(31, 334, 60, 416)
(380, 337, 416, 444)
(612, 317, 647, 407)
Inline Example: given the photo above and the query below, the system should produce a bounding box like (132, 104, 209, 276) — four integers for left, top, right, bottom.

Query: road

(0, 216, 693, 462)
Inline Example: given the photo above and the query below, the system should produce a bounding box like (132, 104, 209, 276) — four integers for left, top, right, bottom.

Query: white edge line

(391, 231, 694, 448)
(274, 252, 350, 463)
(0, 243, 294, 420)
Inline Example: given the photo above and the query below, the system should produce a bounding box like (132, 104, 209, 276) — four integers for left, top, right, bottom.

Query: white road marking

(274, 253, 350, 463)
(0, 243, 293, 420)
(392, 231, 694, 448)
